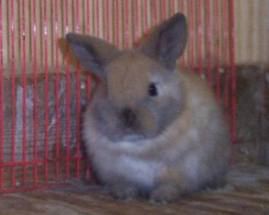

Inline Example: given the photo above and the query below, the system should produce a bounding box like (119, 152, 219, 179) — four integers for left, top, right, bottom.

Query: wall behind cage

(235, 0, 269, 66)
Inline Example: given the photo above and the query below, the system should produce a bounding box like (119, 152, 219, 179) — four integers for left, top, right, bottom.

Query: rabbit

(66, 13, 230, 203)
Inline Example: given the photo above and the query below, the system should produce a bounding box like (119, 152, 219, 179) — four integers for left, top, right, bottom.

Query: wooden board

(0, 164, 268, 215)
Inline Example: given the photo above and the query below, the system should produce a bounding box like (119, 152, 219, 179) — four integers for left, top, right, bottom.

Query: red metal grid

(0, 0, 236, 193)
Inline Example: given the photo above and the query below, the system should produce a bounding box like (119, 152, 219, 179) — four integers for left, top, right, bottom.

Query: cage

(0, 0, 237, 192)
(0, 0, 268, 213)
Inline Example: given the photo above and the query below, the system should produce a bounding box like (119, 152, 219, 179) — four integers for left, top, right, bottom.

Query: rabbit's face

(91, 51, 183, 141)
(66, 13, 187, 142)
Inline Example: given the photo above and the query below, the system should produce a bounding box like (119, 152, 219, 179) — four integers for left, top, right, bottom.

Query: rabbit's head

(66, 13, 188, 142)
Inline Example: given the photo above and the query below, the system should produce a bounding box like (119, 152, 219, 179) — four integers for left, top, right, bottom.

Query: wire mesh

(0, 0, 236, 193)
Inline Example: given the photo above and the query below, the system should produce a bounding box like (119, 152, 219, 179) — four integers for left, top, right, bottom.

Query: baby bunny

(66, 13, 230, 203)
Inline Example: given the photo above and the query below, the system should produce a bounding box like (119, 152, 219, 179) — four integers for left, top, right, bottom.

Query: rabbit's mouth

(104, 122, 158, 142)
(121, 134, 145, 142)
(108, 130, 158, 143)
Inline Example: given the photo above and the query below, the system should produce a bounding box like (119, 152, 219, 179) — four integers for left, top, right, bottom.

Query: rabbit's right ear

(139, 13, 187, 70)
(66, 33, 121, 78)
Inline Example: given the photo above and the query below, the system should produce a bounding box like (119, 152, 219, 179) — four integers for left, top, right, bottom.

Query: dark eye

(148, 83, 158, 96)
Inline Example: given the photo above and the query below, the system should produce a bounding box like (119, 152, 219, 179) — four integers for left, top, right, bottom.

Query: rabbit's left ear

(139, 13, 188, 70)
(66, 33, 121, 78)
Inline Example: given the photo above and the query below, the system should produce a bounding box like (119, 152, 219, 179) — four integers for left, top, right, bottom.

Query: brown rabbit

(66, 13, 230, 203)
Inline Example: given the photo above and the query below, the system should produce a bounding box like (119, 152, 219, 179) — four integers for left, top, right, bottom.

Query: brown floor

(0, 164, 268, 215)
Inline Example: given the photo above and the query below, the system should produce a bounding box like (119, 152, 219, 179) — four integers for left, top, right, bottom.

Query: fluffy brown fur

(66, 13, 230, 203)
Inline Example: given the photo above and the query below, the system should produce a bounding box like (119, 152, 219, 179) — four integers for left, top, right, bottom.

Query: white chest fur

(86, 126, 166, 188)
(113, 155, 164, 188)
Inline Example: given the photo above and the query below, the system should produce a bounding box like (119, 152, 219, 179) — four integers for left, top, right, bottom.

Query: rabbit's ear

(139, 13, 187, 70)
(66, 33, 121, 78)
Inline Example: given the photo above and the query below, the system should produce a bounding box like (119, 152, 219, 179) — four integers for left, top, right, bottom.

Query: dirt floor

(0, 164, 268, 215)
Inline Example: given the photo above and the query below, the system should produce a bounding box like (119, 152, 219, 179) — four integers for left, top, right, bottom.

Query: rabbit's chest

(100, 153, 165, 187)
(116, 155, 164, 186)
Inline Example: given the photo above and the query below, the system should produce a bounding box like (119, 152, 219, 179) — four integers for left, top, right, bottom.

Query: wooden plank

(0, 164, 268, 215)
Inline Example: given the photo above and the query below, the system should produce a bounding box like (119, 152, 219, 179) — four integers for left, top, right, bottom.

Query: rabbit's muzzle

(120, 107, 137, 129)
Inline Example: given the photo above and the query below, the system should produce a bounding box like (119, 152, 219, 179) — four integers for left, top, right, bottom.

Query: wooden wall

(235, 0, 269, 66)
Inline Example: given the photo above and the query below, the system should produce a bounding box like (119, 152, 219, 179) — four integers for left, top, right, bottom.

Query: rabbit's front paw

(110, 184, 138, 201)
(150, 184, 181, 204)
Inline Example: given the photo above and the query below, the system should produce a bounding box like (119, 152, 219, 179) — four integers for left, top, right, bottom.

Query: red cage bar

(0, 0, 3, 190)
(9, 0, 17, 188)
(0, 0, 236, 193)
(53, 0, 61, 181)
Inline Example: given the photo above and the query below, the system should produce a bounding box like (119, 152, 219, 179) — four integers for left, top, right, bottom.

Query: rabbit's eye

(148, 83, 158, 96)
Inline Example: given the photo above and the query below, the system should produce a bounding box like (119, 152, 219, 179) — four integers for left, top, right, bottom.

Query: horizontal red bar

(0, 156, 85, 168)
(0, 183, 69, 194)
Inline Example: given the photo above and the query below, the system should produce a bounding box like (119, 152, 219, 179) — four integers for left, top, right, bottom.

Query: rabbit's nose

(121, 107, 137, 128)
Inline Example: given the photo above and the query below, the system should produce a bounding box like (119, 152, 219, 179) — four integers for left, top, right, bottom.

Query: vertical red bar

(222, 0, 230, 119)
(142, 0, 148, 33)
(85, 0, 90, 34)
(75, 0, 80, 33)
(108, 0, 113, 43)
(160, 0, 167, 21)
(123, 0, 129, 48)
(170, 0, 176, 15)
(104, 0, 109, 41)
(214, 0, 221, 101)
(112, 0, 115, 44)
(85, 0, 93, 100)
(84, 0, 93, 180)
(31, 0, 39, 184)
(151, 0, 157, 25)
(133, 0, 141, 43)
(144, 0, 151, 31)
(133, 0, 140, 38)
(197, 0, 203, 76)
(20, 0, 28, 184)
(188, 0, 195, 72)
(42, 0, 49, 183)
(0, 0, 4, 189)
(91, 1, 95, 35)
(63, 0, 71, 179)
(143, 0, 149, 31)
(74, 0, 82, 178)
(205, 0, 212, 85)
(9, 0, 17, 187)
(95, 0, 100, 37)
(228, 0, 237, 143)
(113, 0, 119, 46)
(178, 0, 185, 68)
(131, 1, 137, 43)
(53, 0, 61, 180)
